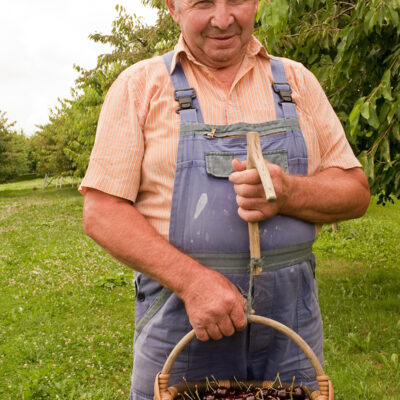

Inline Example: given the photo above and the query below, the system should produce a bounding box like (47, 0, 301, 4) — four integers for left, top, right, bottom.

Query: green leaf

(368, 153, 375, 181)
(349, 101, 361, 141)
(349, 101, 362, 124)
(369, 9, 381, 31)
(360, 102, 370, 120)
(358, 151, 374, 181)
(392, 124, 400, 142)
(381, 69, 393, 100)
(366, 130, 374, 138)
(387, 101, 399, 124)
(364, 9, 374, 33)
(368, 103, 381, 129)
(379, 101, 391, 123)
(388, 6, 399, 27)
(380, 137, 392, 165)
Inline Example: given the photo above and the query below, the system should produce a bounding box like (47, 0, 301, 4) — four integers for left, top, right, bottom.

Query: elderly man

(80, 0, 370, 398)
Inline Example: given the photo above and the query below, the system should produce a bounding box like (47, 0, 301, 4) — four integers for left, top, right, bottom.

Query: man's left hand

(229, 158, 289, 222)
(229, 158, 370, 224)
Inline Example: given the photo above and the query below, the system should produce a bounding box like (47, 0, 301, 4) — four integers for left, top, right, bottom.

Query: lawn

(0, 179, 399, 399)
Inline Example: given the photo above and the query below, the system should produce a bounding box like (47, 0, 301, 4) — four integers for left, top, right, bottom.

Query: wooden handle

(155, 315, 334, 400)
(246, 132, 277, 202)
(246, 132, 276, 275)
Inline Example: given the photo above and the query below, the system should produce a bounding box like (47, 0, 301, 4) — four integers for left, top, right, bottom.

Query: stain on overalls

(130, 52, 323, 400)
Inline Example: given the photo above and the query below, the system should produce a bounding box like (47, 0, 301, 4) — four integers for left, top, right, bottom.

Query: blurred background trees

(256, 0, 400, 203)
(0, 110, 29, 183)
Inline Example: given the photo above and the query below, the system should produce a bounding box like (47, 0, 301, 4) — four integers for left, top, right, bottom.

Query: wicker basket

(154, 315, 334, 400)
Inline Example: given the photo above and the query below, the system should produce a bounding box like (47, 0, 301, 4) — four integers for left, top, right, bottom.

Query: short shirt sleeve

(286, 60, 362, 174)
(79, 68, 144, 202)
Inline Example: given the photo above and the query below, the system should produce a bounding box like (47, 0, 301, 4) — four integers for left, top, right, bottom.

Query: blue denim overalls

(130, 52, 323, 400)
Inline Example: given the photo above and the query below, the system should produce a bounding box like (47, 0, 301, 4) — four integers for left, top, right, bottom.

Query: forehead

(178, 0, 257, 5)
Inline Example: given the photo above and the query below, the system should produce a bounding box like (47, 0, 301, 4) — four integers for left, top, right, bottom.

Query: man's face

(167, 0, 259, 70)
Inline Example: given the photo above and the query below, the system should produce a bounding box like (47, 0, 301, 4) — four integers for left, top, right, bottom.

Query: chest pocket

(205, 150, 288, 178)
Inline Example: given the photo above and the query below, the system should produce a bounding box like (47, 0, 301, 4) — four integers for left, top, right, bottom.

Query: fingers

(195, 327, 210, 342)
(229, 167, 261, 185)
(234, 182, 265, 198)
(230, 303, 248, 332)
(183, 271, 250, 342)
(232, 157, 246, 172)
(237, 207, 266, 223)
(230, 158, 284, 222)
(194, 304, 253, 341)
(191, 295, 248, 342)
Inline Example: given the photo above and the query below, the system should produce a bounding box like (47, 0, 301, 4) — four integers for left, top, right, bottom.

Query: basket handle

(157, 315, 333, 400)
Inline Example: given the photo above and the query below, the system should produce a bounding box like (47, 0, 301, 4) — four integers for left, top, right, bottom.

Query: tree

(255, 0, 400, 202)
(28, 3, 179, 179)
(0, 110, 29, 182)
(29, 101, 76, 177)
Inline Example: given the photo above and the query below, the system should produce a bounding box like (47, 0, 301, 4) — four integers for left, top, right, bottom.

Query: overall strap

(269, 56, 298, 120)
(162, 51, 204, 123)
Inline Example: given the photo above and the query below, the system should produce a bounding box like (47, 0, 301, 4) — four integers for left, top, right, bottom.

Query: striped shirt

(80, 35, 361, 240)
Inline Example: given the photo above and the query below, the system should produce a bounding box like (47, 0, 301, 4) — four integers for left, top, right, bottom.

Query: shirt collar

(169, 34, 270, 74)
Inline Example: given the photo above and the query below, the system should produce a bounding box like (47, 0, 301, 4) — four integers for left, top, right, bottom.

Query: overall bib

(130, 53, 323, 400)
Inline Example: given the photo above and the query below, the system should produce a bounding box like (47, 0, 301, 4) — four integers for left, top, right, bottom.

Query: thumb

(232, 158, 246, 172)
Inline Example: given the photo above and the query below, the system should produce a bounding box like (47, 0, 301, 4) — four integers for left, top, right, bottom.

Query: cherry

(291, 386, 306, 399)
(276, 389, 289, 399)
(197, 381, 310, 400)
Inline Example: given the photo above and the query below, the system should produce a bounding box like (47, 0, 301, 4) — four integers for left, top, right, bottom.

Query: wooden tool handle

(246, 131, 277, 202)
(246, 132, 276, 274)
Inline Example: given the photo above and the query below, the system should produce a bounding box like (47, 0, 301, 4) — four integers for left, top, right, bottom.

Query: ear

(253, 0, 259, 14)
(165, 0, 180, 24)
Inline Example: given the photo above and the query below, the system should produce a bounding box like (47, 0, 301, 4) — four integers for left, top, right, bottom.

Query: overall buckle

(175, 88, 197, 114)
(272, 82, 295, 104)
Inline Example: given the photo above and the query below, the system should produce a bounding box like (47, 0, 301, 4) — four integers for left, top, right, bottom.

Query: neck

(208, 61, 243, 88)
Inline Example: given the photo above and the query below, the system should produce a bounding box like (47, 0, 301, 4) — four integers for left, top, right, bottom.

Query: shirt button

(137, 292, 146, 302)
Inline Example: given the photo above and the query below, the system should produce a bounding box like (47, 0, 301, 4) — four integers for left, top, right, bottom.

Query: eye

(193, 0, 214, 8)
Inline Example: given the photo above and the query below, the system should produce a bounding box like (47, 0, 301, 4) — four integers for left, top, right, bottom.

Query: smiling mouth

(209, 35, 236, 45)
(211, 35, 235, 40)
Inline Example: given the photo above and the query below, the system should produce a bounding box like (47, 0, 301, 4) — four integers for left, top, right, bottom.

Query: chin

(208, 50, 239, 64)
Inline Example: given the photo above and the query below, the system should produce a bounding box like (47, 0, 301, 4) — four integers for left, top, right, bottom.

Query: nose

(210, 1, 235, 31)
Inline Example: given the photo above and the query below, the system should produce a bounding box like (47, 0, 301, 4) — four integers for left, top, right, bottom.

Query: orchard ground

(0, 178, 399, 399)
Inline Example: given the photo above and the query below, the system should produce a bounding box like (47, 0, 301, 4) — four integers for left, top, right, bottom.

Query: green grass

(314, 200, 400, 400)
(0, 180, 135, 399)
(1, 179, 399, 399)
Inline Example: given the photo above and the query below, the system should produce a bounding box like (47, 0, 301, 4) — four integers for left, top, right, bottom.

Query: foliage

(29, 100, 77, 177)
(0, 110, 29, 182)
(255, 0, 400, 202)
(28, 3, 179, 178)
(1, 180, 399, 399)
(64, 3, 178, 176)
(85, 3, 178, 77)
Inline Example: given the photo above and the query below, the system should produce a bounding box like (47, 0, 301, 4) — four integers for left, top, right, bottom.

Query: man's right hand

(179, 268, 248, 342)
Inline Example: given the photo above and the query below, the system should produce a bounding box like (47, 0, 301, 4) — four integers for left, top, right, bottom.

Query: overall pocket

(134, 274, 173, 337)
(205, 150, 289, 178)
